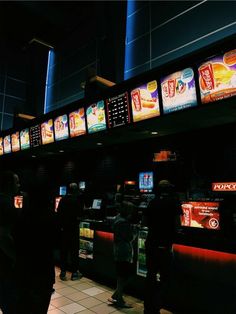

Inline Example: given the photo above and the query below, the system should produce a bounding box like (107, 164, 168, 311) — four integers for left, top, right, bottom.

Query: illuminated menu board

(181, 201, 220, 230)
(161, 67, 197, 114)
(30, 125, 41, 148)
(54, 114, 69, 141)
(86, 100, 106, 134)
(20, 128, 30, 150)
(69, 108, 86, 137)
(41, 119, 54, 145)
(198, 49, 236, 104)
(0, 137, 3, 155)
(11, 132, 20, 152)
(131, 80, 160, 122)
(106, 92, 131, 128)
(3, 135, 11, 154)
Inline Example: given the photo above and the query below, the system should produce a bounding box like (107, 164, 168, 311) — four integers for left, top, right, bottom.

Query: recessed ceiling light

(32, 155, 36, 158)
(151, 131, 158, 135)
(59, 150, 64, 153)
(97, 142, 103, 146)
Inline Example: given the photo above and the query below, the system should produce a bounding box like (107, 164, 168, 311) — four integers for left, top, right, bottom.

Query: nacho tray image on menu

(198, 48, 236, 104)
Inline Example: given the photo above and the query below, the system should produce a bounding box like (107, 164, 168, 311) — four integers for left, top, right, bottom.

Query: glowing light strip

(44, 49, 55, 114)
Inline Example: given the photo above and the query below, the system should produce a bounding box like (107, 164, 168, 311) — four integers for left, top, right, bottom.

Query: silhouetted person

(143, 180, 182, 314)
(15, 185, 56, 314)
(108, 201, 137, 308)
(57, 182, 84, 281)
(0, 170, 20, 314)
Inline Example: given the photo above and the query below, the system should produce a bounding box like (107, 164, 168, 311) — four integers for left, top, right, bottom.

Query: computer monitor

(92, 199, 102, 209)
(59, 186, 67, 196)
(79, 181, 86, 190)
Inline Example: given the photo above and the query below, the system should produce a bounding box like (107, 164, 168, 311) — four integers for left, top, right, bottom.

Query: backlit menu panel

(3, 135, 11, 154)
(11, 132, 20, 152)
(106, 92, 131, 128)
(198, 49, 236, 104)
(20, 128, 30, 150)
(41, 119, 54, 145)
(69, 108, 86, 137)
(54, 114, 69, 141)
(161, 67, 197, 114)
(86, 100, 106, 134)
(30, 125, 41, 148)
(0, 137, 3, 155)
(131, 80, 160, 122)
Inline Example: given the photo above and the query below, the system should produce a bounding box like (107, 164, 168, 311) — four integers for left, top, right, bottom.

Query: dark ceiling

(0, 1, 103, 50)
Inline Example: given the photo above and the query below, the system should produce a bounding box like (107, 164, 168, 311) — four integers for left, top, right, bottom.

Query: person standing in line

(57, 182, 84, 281)
(15, 184, 56, 314)
(108, 200, 138, 308)
(0, 170, 20, 314)
(143, 180, 182, 314)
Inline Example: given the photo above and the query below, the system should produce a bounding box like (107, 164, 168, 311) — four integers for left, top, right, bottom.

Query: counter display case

(137, 228, 148, 276)
(79, 221, 94, 259)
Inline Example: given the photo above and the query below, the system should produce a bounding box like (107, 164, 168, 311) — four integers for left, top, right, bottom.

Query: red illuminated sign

(212, 182, 236, 191)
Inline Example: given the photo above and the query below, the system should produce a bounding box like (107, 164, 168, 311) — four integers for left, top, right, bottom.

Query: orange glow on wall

(124, 180, 136, 185)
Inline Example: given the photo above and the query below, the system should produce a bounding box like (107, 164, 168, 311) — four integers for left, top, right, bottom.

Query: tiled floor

(47, 267, 173, 314)
(0, 267, 173, 314)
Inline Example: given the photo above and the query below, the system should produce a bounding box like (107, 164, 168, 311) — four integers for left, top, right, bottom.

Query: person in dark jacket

(15, 184, 56, 314)
(0, 170, 20, 314)
(57, 182, 84, 281)
(143, 180, 182, 314)
(108, 201, 137, 308)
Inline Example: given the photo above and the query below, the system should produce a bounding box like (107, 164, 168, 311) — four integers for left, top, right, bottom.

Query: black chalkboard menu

(30, 125, 41, 148)
(106, 92, 131, 128)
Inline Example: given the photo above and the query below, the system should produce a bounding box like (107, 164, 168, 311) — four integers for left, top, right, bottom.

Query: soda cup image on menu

(168, 79, 176, 98)
(199, 63, 215, 91)
(181, 203, 193, 226)
(131, 89, 142, 111)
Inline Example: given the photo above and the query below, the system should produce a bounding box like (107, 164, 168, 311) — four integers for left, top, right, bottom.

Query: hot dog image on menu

(41, 119, 54, 145)
(161, 68, 197, 114)
(198, 49, 236, 104)
(131, 80, 160, 122)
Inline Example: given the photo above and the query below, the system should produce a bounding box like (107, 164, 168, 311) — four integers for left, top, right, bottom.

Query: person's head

(68, 182, 78, 194)
(118, 201, 136, 220)
(157, 179, 174, 194)
(0, 170, 20, 196)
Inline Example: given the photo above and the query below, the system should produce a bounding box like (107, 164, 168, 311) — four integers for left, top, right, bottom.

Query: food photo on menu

(0, 137, 4, 155)
(161, 67, 197, 114)
(86, 100, 106, 133)
(20, 128, 30, 150)
(11, 132, 20, 152)
(41, 119, 54, 145)
(198, 48, 236, 104)
(69, 108, 86, 137)
(54, 114, 69, 141)
(131, 80, 160, 122)
(3, 135, 11, 153)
